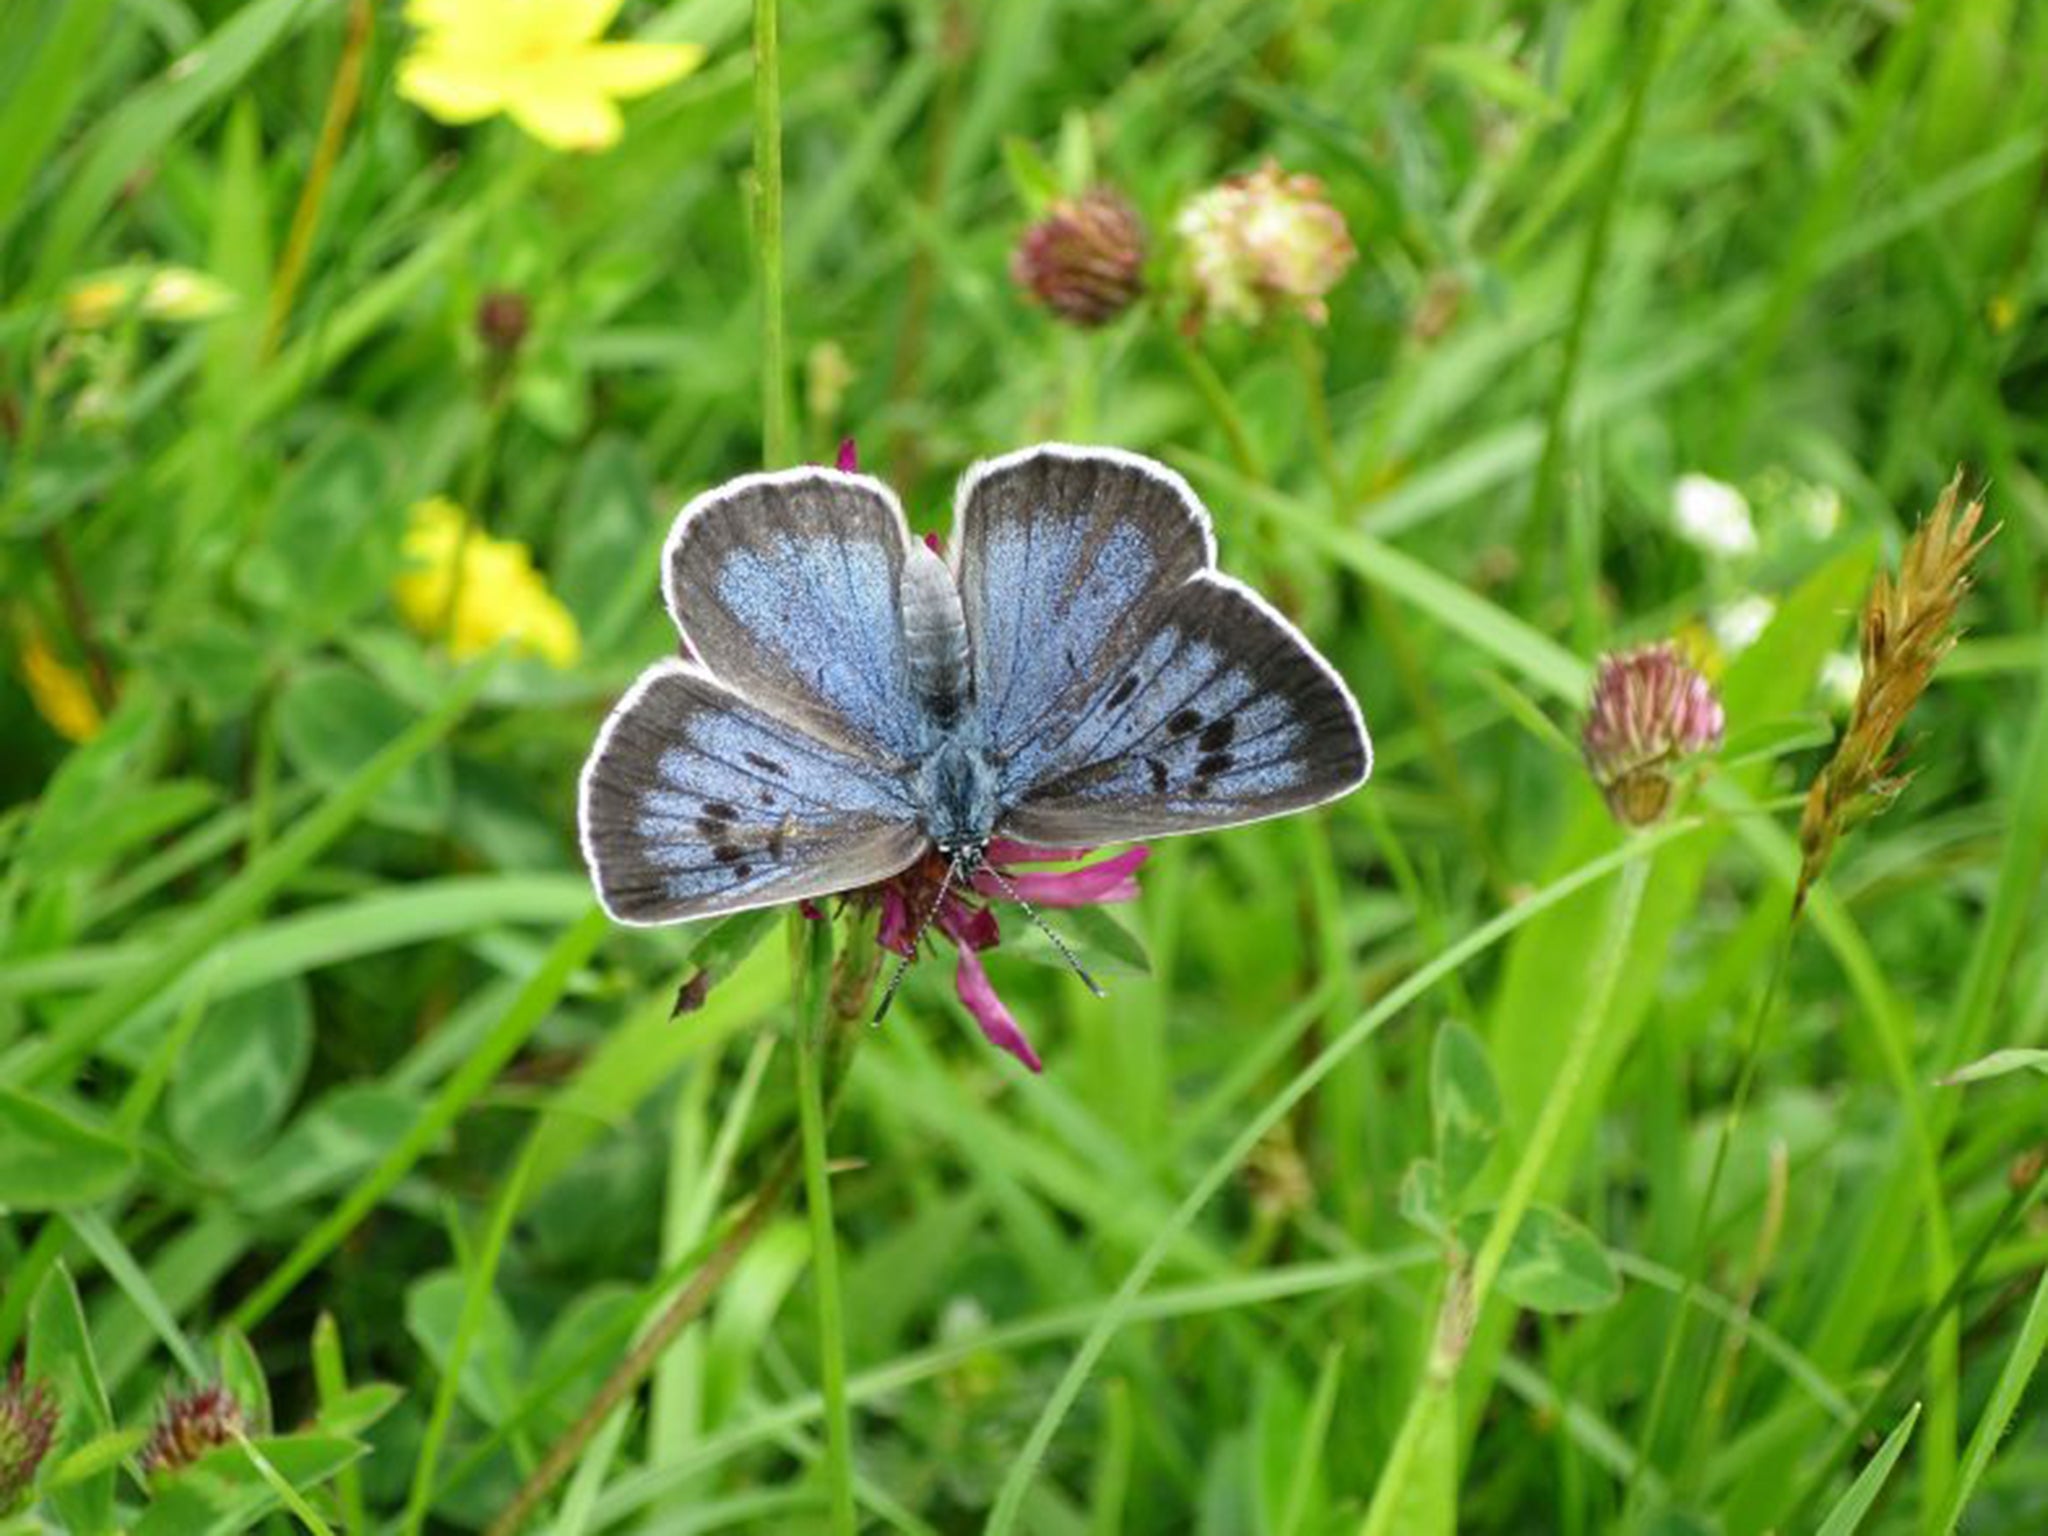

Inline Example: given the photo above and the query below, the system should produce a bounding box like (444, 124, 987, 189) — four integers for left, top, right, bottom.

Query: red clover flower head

(1581, 642, 1725, 828)
(1175, 160, 1357, 328)
(1011, 188, 1148, 328)
(0, 1363, 58, 1516)
(141, 1384, 245, 1480)
(856, 841, 1148, 1072)
(474, 288, 532, 359)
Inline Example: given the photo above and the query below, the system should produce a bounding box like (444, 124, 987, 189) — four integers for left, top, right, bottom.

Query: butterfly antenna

(872, 855, 965, 1025)
(979, 863, 1106, 999)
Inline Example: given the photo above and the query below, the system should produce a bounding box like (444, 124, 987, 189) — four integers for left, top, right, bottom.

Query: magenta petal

(954, 945, 1043, 1073)
(938, 898, 1002, 952)
(975, 846, 1150, 906)
(985, 839, 1098, 865)
(877, 886, 916, 956)
(835, 438, 859, 473)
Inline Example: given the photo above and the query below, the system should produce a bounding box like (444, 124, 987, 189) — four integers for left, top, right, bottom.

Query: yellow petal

(505, 85, 622, 151)
(551, 0, 628, 42)
(19, 628, 104, 743)
(578, 40, 705, 97)
(405, 0, 470, 28)
(398, 50, 509, 123)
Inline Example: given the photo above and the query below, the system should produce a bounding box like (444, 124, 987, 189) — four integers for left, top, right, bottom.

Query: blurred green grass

(3, 0, 2047, 1532)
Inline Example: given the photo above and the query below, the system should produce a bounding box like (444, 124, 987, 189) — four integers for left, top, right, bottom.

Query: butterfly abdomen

(899, 540, 973, 729)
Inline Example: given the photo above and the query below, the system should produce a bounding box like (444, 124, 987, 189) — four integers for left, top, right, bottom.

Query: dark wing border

(947, 443, 1371, 843)
(577, 657, 925, 927)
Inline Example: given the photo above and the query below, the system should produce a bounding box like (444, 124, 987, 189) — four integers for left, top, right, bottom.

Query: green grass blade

(227, 905, 609, 1332)
(1816, 1403, 1919, 1536)
(9, 656, 499, 1086)
(982, 820, 1702, 1535)
(1936, 1266, 2048, 1533)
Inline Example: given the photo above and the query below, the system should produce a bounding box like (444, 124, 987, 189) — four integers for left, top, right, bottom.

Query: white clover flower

(937, 1297, 992, 1342)
(1711, 595, 1775, 656)
(1796, 483, 1843, 539)
(1673, 473, 1758, 559)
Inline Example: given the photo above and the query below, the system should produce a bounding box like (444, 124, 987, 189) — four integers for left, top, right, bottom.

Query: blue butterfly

(578, 444, 1371, 982)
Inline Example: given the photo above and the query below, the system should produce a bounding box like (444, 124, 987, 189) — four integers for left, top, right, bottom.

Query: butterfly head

(935, 835, 988, 879)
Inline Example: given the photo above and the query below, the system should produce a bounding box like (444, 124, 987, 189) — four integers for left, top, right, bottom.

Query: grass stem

(1624, 916, 1797, 1518)
(261, 0, 373, 358)
(1519, 0, 1670, 607)
(753, 0, 789, 465)
(794, 915, 857, 1535)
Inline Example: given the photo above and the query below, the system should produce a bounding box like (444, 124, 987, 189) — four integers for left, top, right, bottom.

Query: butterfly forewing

(580, 661, 925, 924)
(951, 445, 1370, 846)
(664, 468, 924, 764)
(952, 447, 1211, 760)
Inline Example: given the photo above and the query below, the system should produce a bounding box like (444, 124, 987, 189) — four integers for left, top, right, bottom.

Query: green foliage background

(3, 0, 2046, 1532)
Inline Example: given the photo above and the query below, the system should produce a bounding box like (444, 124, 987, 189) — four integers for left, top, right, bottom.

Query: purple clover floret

(0, 1363, 59, 1516)
(855, 841, 1149, 1072)
(1582, 642, 1725, 828)
(1011, 189, 1148, 329)
(141, 1384, 245, 1480)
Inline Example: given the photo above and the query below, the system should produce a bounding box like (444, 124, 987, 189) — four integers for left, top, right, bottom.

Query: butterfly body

(580, 445, 1370, 926)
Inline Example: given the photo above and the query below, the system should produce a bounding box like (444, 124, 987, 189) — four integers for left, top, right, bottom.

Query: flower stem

(485, 925, 875, 1536)
(1362, 852, 1650, 1534)
(752, 0, 789, 465)
(39, 526, 118, 711)
(434, 389, 511, 646)
(1622, 913, 1797, 1519)
(1168, 326, 1262, 479)
(484, 1140, 803, 1536)
(262, 0, 373, 358)
(794, 914, 857, 1535)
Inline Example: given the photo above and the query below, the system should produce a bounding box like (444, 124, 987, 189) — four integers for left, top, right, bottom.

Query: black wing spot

(695, 816, 726, 838)
(702, 800, 740, 822)
(1106, 673, 1140, 710)
(1198, 717, 1236, 753)
(741, 752, 787, 777)
(732, 861, 754, 880)
(1146, 757, 1169, 793)
(1167, 708, 1203, 736)
(712, 843, 745, 865)
(1196, 751, 1234, 779)
(758, 789, 776, 807)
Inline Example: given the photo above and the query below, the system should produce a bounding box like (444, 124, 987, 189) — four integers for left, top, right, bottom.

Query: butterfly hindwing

(951, 445, 1212, 760)
(665, 467, 925, 764)
(579, 661, 926, 924)
(951, 445, 1370, 846)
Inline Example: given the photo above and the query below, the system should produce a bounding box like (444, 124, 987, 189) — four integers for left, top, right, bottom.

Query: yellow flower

(18, 624, 104, 743)
(394, 497, 582, 667)
(398, 0, 705, 152)
(63, 266, 236, 329)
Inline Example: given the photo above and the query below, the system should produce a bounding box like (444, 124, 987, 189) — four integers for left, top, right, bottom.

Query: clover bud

(475, 289, 532, 359)
(0, 1364, 58, 1516)
(1582, 642, 1725, 828)
(1011, 188, 1147, 328)
(141, 1385, 245, 1479)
